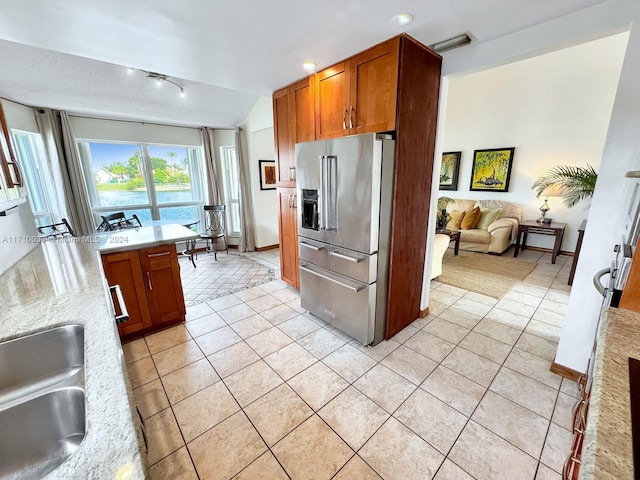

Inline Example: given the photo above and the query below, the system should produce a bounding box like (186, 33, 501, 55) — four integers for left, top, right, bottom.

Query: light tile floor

(125, 247, 576, 480)
(179, 249, 278, 306)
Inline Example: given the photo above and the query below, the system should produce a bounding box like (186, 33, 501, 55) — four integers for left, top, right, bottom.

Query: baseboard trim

(255, 244, 279, 252)
(550, 359, 583, 381)
(419, 307, 429, 318)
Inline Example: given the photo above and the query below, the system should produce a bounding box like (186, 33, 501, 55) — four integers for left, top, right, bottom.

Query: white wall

(242, 96, 278, 249)
(441, 33, 627, 252)
(70, 116, 202, 145)
(3, 100, 38, 132)
(0, 99, 39, 275)
(557, 20, 640, 372)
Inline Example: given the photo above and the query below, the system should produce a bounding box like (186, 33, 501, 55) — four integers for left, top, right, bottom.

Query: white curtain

(201, 127, 224, 205)
(236, 127, 256, 252)
(34, 108, 94, 236)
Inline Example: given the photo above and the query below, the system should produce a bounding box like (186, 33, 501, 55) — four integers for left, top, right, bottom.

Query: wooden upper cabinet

(274, 78, 316, 187)
(349, 37, 399, 135)
(0, 100, 22, 188)
(273, 86, 295, 187)
(315, 62, 350, 140)
(292, 77, 315, 145)
(314, 38, 400, 140)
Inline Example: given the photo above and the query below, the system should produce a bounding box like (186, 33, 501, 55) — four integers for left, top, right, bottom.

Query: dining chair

(38, 218, 75, 238)
(201, 205, 228, 261)
(97, 212, 142, 232)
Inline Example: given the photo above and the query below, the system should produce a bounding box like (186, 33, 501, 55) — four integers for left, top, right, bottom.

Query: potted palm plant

(532, 164, 598, 208)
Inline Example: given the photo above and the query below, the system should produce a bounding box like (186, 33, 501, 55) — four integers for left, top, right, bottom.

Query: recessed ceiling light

(391, 13, 413, 26)
(126, 67, 134, 75)
(303, 62, 317, 71)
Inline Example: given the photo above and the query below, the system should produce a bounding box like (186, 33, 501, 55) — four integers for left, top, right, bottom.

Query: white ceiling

(0, 0, 606, 127)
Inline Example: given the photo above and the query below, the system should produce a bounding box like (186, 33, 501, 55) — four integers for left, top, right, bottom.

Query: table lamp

(537, 184, 563, 223)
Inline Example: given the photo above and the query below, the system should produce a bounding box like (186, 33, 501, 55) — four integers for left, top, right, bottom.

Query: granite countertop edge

(0, 240, 147, 479)
(580, 307, 640, 480)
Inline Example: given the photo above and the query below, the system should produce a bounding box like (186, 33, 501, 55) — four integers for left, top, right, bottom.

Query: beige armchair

(445, 199, 523, 254)
(431, 234, 450, 279)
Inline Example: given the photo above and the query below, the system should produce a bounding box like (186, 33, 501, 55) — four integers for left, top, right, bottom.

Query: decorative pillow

(446, 210, 465, 230)
(476, 207, 503, 230)
(460, 206, 481, 229)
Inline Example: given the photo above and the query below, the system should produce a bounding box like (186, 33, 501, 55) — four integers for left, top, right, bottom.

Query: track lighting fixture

(127, 68, 186, 96)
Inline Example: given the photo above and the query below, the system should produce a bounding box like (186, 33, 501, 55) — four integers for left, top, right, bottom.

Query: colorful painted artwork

(470, 148, 515, 192)
(259, 160, 276, 190)
(439, 151, 461, 191)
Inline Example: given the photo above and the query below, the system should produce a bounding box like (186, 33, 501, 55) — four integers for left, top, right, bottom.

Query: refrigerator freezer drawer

(329, 248, 377, 284)
(299, 263, 376, 345)
(298, 238, 329, 269)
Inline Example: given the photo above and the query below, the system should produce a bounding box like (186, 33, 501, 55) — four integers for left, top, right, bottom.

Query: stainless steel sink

(0, 324, 84, 405)
(0, 324, 86, 479)
(0, 388, 86, 479)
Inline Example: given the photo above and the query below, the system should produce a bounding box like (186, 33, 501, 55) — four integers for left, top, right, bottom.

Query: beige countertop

(580, 307, 640, 480)
(0, 238, 147, 479)
(98, 224, 199, 254)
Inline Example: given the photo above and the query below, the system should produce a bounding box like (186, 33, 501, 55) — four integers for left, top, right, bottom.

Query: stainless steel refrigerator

(296, 133, 395, 346)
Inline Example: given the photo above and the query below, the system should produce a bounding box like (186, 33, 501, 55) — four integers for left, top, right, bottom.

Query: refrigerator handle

(593, 268, 611, 297)
(328, 155, 337, 231)
(319, 155, 326, 230)
(299, 265, 366, 293)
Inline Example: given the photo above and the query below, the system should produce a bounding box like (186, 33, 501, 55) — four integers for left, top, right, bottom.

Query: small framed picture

(259, 160, 277, 190)
(439, 151, 461, 191)
(470, 147, 515, 192)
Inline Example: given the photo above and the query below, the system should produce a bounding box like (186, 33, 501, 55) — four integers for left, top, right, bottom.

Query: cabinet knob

(349, 106, 354, 129)
(146, 272, 153, 290)
(342, 108, 347, 130)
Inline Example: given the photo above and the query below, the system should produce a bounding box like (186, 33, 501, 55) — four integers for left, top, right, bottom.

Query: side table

(436, 229, 460, 256)
(568, 219, 586, 285)
(513, 220, 567, 264)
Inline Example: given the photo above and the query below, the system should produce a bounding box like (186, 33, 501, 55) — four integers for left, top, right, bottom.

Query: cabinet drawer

(329, 248, 376, 284)
(300, 262, 375, 345)
(299, 239, 329, 269)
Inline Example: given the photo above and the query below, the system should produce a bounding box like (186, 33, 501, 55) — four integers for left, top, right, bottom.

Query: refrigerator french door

(296, 133, 395, 345)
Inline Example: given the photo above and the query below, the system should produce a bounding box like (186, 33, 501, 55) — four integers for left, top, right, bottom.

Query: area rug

(438, 249, 536, 299)
(180, 252, 275, 306)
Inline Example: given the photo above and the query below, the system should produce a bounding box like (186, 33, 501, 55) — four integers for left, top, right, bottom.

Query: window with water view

(78, 142, 205, 227)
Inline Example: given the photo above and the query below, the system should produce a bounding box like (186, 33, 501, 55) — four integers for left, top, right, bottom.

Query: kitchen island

(100, 225, 199, 339)
(0, 225, 197, 478)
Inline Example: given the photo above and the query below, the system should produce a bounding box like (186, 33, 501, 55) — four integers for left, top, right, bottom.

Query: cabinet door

(0, 100, 23, 190)
(292, 76, 315, 144)
(273, 86, 295, 187)
(278, 188, 299, 289)
(349, 38, 399, 135)
(315, 62, 350, 140)
(139, 244, 186, 326)
(101, 251, 152, 336)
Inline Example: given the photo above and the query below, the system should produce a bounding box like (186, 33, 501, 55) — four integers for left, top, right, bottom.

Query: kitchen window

(78, 141, 205, 227)
(11, 130, 55, 227)
(220, 145, 240, 235)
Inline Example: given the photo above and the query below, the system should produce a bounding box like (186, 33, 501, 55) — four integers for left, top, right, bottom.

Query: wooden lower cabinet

(102, 243, 186, 339)
(278, 188, 299, 289)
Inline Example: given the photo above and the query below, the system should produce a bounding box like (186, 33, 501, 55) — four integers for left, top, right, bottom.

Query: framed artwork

(259, 160, 277, 190)
(439, 151, 461, 190)
(470, 147, 515, 192)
